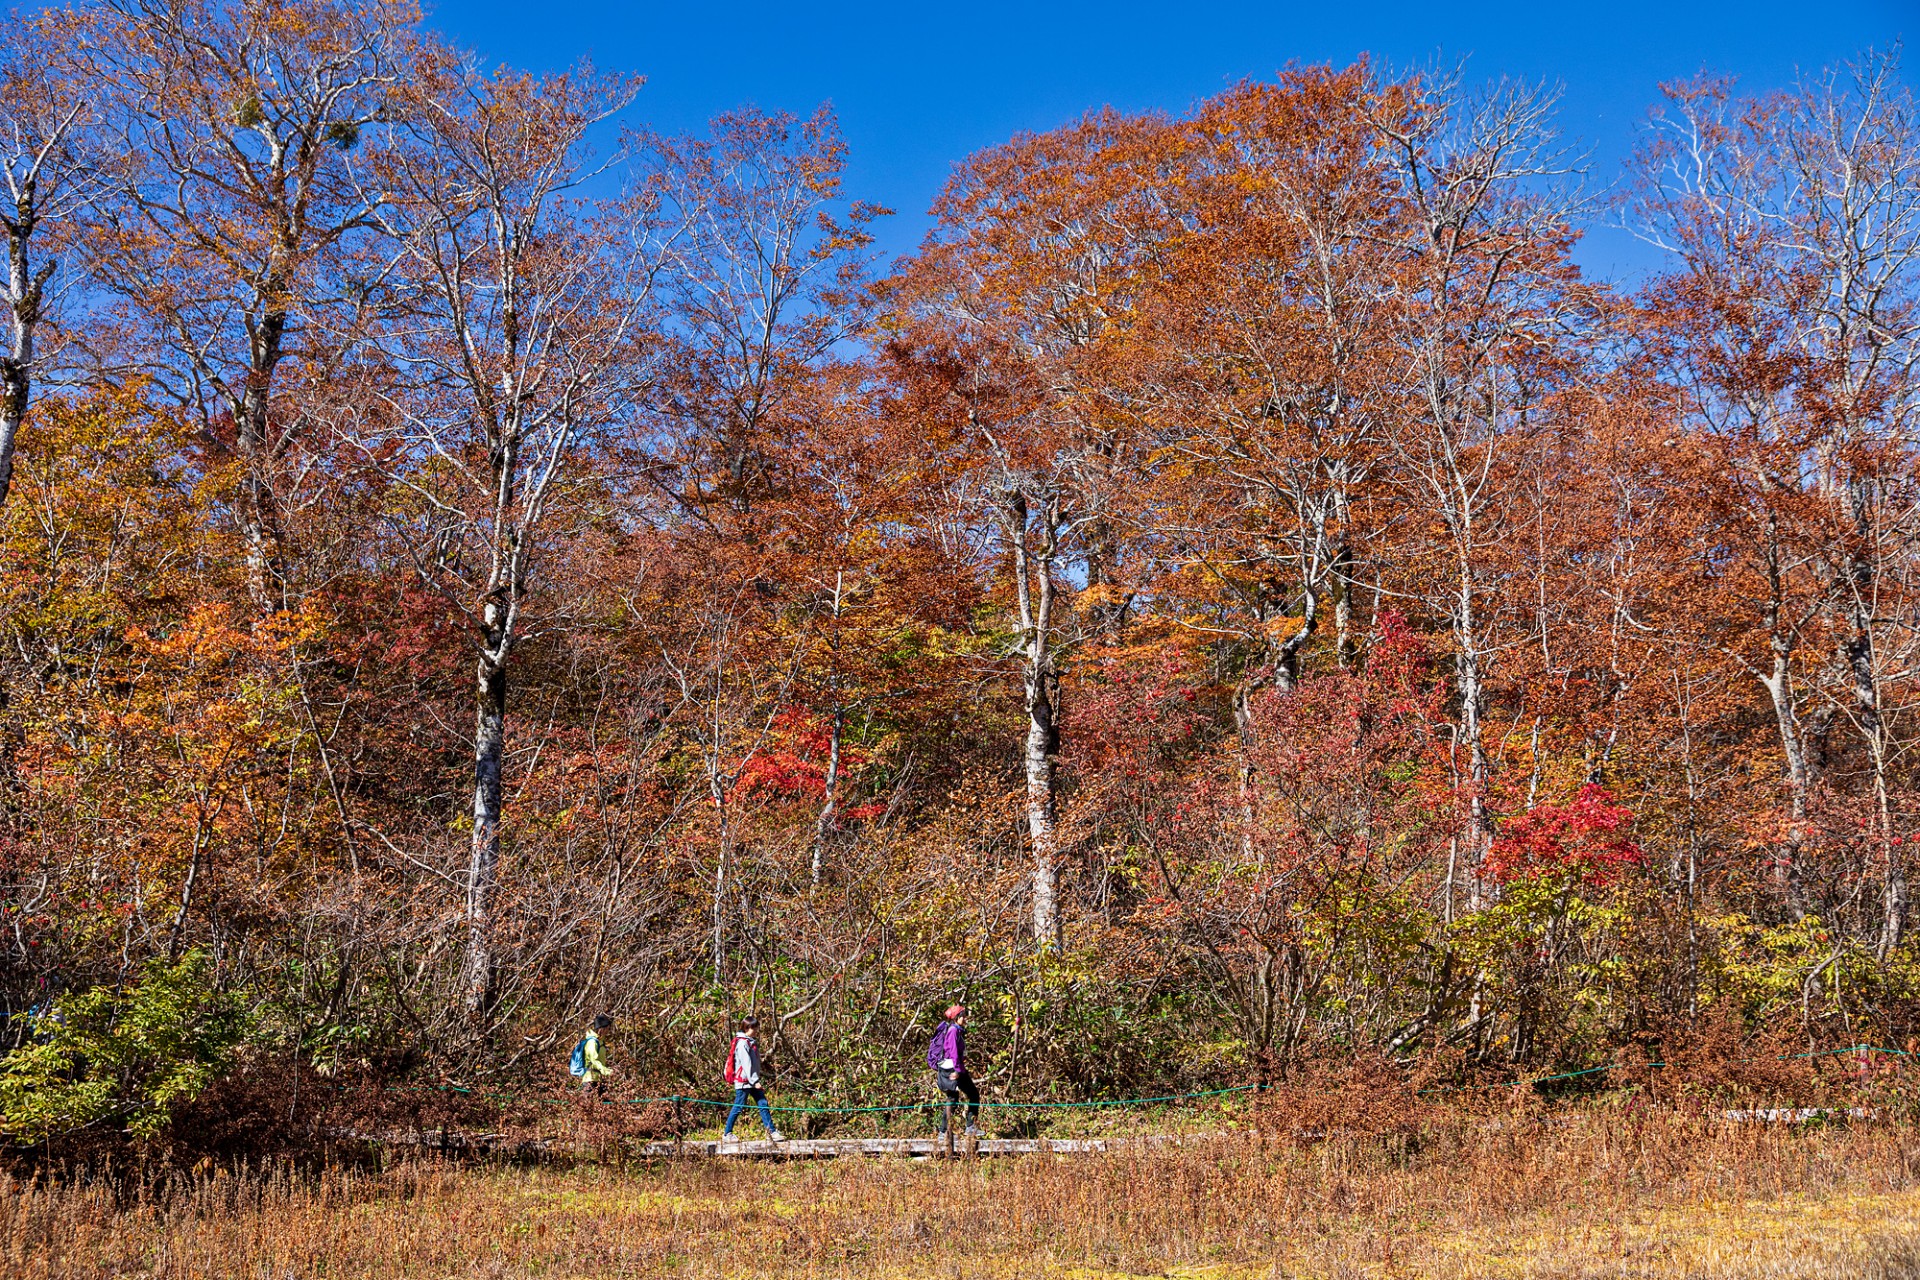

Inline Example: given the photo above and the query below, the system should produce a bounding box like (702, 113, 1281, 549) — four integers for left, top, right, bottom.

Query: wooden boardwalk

(344, 1108, 1871, 1163)
(337, 1127, 1223, 1160)
(635, 1134, 1132, 1159)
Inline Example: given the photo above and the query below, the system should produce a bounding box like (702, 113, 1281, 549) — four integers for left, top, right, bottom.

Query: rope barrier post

(943, 1098, 954, 1160)
(673, 1096, 683, 1160)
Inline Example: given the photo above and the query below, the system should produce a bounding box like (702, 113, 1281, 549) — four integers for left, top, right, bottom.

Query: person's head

(593, 1014, 613, 1032)
(944, 1004, 966, 1026)
(739, 1015, 759, 1037)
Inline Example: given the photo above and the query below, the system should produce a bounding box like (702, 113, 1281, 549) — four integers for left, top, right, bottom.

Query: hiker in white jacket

(722, 1015, 783, 1141)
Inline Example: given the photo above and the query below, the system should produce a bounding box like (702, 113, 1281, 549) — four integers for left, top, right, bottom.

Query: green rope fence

(386, 1081, 1266, 1115)
(378, 1045, 1914, 1115)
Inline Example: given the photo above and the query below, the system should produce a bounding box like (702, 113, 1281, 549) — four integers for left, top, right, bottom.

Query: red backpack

(722, 1033, 743, 1085)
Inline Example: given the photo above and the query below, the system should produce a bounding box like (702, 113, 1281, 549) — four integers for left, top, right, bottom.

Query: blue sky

(426, 0, 1912, 282)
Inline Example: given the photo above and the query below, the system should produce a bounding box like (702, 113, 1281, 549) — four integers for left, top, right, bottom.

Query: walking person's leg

(956, 1071, 981, 1133)
(752, 1087, 776, 1134)
(935, 1069, 959, 1133)
(724, 1087, 748, 1137)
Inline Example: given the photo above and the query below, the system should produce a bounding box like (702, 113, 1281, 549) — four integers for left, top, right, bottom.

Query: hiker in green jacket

(571, 1013, 615, 1096)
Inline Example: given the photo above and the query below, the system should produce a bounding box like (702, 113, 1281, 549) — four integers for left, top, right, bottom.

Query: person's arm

(584, 1033, 610, 1076)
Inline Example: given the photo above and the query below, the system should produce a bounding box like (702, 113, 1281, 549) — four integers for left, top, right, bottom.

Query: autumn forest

(1, 0, 1917, 1147)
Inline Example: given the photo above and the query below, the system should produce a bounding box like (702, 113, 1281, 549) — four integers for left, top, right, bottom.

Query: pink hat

(944, 1004, 966, 1021)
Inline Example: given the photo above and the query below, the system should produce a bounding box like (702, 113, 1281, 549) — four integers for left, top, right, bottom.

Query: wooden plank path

(337, 1106, 1878, 1163)
(336, 1127, 1225, 1160)
(635, 1135, 1146, 1158)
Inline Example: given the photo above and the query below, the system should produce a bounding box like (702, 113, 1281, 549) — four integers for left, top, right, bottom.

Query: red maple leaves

(1486, 785, 1644, 888)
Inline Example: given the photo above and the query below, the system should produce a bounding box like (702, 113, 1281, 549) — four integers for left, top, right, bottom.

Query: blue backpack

(569, 1033, 592, 1077)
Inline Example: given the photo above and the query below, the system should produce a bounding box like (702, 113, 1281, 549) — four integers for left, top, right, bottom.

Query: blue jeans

(724, 1086, 774, 1134)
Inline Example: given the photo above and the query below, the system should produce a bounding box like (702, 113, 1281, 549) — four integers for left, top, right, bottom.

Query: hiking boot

(768, 1129, 786, 1142)
(964, 1124, 982, 1138)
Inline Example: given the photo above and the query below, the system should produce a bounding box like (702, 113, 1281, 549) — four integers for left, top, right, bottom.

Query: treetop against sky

(429, 0, 1909, 280)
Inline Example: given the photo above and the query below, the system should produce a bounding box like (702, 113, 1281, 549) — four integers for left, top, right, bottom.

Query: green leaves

(0, 950, 254, 1144)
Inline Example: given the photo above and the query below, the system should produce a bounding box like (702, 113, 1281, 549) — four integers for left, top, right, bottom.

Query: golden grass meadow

(11, 1107, 1920, 1279)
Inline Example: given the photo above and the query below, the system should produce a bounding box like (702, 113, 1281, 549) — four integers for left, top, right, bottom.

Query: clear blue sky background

(426, 0, 1912, 283)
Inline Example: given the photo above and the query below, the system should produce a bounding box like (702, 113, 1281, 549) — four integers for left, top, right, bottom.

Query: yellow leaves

(1, 391, 219, 635)
(1074, 582, 1132, 615)
(131, 597, 322, 675)
(0, 392, 332, 919)
(135, 604, 251, 670)
(1262, 614, 1307, 646)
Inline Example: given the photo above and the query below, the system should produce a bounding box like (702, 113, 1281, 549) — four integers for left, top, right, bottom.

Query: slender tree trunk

(462, 647, 507, 1014)
(1836, 484, 1904, 949)
(1326, 470, 1356, 671)
(812, 705, 841, 887)
(1745, 519, 1814, 916)
(1843, 602, 1905, 954)
(1005, 485, 1062, 948)
(1758, 645, 1811, 916)
(0, 209, 49, 509)
(1457, 642, 1492, 898)
(1453, 550, 1494, 910)
(812, 571, 845, 886)
(1876, 737, 1905, 956)
(1331, 541, 1355, 671)
(711, 800, 729, 978)
(709, 661, 731, 978)
(1025, 658, 1059, 947)
(235, 305, 288, 610)
(0, 198, 53, 830)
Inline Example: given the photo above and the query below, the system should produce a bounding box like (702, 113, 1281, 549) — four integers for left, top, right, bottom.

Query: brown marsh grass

(9, 1108, 1920, 1278)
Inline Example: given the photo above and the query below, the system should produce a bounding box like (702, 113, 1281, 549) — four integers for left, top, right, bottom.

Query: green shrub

(0, 951, 252, 1143)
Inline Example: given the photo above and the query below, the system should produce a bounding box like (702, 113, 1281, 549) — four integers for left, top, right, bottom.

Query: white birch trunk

(1004, 484, 1062, 948)
(462, 643, 507, 1012)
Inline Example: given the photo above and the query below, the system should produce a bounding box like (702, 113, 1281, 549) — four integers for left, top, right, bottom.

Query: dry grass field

(9, 1109, 1920, 1279)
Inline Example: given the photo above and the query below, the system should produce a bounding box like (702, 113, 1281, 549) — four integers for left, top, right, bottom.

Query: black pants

(935, 1068, 979, 1131)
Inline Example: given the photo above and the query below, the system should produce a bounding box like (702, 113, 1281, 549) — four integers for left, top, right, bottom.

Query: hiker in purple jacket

(928, 1003, 981, 1136)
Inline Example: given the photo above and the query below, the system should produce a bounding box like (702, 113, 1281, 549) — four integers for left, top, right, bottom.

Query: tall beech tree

(356, 55, 654, 1017)
(1372, 73, 1592, 912)
(0, 22, 109, 508)
(890, 113, 1172, 946)
(1631, 53, 1920, 942)
(637, 107, 887, 967)
(1132, 66, 1400, 855)
(59, 0, 413, 607)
